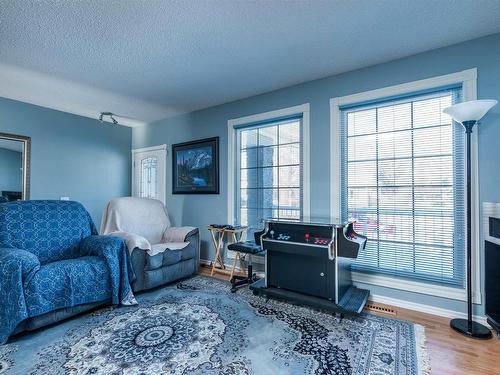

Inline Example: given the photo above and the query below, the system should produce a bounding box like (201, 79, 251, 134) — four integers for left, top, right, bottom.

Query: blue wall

(134, 33, 500, 314)
(0, 147, 22, 193)
(0, 97, 132, 226)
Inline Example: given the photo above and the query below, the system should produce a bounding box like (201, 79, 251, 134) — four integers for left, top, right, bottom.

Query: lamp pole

(444, 99, 497, 339)
(449, 120, 492, 339)
(465, 120, 474, 333)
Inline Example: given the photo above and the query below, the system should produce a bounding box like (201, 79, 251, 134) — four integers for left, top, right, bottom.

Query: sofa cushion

(24, 256, 111, 317)
(145, 249, 181, 270)
(144, 257, 198, 290)
(144, 241, 198, 271)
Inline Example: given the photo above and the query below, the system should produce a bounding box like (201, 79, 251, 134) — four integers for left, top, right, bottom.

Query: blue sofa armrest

(78, 236, 137, 305)
(79, 235, 126, 258)
(185, 229, 200, 267)
(0, 248, 41, 344)
(184, 228, 199, 241)
(0, 248, 40, 286)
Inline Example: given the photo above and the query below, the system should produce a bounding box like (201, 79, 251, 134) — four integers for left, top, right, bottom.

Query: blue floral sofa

(0, 200, 136, 344)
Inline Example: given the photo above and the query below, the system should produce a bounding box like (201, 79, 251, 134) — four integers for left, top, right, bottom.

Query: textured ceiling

(1, 0, 500, 126)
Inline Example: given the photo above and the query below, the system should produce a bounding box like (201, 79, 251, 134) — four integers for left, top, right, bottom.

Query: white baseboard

(352, 271, 481, 304)
(226, 250, 265, 264)
(368, 294, 490, 327)
(199, 258, 490, 328)
(199, 258, 265, 275)
(199, 258, 246, 271)
(200, 258, 217, 267)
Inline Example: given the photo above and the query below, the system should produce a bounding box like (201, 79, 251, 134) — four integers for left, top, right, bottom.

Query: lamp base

(450, 318, 492, 339)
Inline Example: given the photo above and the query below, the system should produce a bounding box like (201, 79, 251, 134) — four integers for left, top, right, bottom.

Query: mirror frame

(0, 132, 31, 200)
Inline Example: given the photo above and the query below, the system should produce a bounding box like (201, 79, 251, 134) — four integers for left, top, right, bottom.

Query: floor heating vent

(364, 302, 397, 316)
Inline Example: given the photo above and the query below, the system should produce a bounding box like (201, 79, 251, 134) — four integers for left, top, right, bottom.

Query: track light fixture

(98, 112, 118, 124)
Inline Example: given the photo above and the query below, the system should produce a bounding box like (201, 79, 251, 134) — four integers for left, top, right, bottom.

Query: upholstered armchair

(101, 197, 200, 292)
(0, 200, 136, 344)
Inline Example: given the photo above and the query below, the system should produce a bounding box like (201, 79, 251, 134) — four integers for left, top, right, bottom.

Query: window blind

(340, 86, 465, 287)
(235, 117, 304, 231)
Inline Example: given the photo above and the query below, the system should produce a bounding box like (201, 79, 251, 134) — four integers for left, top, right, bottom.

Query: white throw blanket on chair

(100, 197, 197, 256)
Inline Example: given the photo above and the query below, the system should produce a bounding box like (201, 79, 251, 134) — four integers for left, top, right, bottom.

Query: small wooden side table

(207, 225, 247, 277)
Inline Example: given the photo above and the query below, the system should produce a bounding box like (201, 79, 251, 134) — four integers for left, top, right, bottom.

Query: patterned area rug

(0, 276, 430, 374)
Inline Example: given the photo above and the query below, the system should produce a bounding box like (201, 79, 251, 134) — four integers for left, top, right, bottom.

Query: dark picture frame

(172, 137, 219, 194)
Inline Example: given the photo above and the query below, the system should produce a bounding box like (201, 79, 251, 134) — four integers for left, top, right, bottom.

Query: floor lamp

(443, 99, 497, 339)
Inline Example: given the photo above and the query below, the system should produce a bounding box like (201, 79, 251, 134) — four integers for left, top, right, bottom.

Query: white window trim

(132, 144, 167, 204)
(330, 68, 481, 304)
(227, 103, 311, 227)
(132, 144, 167, 154)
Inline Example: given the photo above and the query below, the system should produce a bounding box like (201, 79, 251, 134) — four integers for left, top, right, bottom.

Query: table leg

(239, 253, 247, 275)
(229, 231, 238, 278)
(229, 231, 248, 278)
(230, 251, 240, 279)
(210, 230, 218, 276)
(210, 230, 226, 276)
(238, 232, 247, 273)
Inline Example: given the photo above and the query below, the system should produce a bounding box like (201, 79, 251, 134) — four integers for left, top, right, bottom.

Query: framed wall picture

(172, 137, 219, 194)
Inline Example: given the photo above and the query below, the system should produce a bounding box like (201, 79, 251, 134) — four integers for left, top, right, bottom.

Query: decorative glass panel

(140, 157, 158, 199)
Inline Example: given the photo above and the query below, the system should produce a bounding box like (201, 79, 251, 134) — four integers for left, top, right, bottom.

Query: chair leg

(230, 262, 259, 293)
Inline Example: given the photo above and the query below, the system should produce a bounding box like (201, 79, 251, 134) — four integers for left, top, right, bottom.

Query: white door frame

(132, 144, 167, 204)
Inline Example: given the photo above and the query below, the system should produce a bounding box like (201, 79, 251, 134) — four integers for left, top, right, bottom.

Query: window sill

(351, 271, 481, 304)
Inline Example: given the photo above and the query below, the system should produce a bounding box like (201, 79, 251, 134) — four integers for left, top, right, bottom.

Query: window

(340, 86, 466, 287)
(233, 115, 306, 232)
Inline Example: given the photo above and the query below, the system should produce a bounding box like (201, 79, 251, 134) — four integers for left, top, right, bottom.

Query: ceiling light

(99, 112, 119, 124)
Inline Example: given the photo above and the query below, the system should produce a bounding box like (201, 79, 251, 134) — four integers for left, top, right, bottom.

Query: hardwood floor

(198, 266, 499, 375)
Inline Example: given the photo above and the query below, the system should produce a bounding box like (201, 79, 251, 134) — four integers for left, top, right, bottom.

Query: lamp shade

(443, 99, 497, 124)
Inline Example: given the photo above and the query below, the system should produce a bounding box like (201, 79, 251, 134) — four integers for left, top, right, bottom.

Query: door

(132, 145, 166, 203)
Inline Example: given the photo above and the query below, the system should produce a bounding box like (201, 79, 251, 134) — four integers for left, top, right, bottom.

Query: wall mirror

(0, 132, 31, 202)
